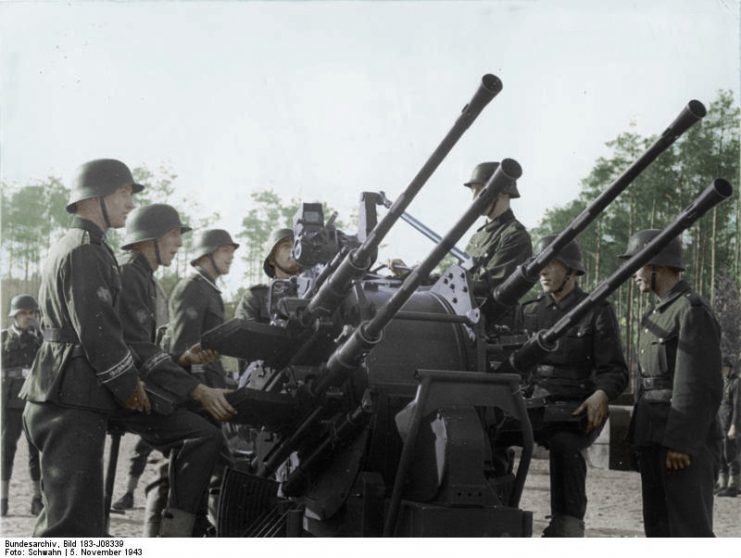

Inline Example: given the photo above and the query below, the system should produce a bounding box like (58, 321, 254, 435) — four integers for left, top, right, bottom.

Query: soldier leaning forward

(165, 229, 239, 389)
(115, 204, 235, 536)
(623, 230, 723, 537)
(517, 236, 628, 537)
(2, 295, 43, 517)
(463, 162, 532, 329)
(20, 159, 151, 537)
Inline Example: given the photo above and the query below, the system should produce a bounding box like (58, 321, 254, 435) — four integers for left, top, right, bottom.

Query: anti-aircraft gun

(203, 77, 722, 536)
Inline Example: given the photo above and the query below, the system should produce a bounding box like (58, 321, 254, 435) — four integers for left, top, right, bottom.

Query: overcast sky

(1, 0, 738, 296)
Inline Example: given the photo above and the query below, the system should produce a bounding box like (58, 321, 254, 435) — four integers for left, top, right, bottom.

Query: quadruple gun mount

(202, 77, 731, 537)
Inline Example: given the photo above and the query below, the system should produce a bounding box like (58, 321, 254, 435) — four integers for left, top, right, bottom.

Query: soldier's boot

(542, 514, 585, 537)
(30, 496, 43, 516)
(112, 491, 134, 510)
(717, 474, 739, 498)
(159, 508, 196, 537)
(714, 472, 728, 494)
(1, 498, 8, 517)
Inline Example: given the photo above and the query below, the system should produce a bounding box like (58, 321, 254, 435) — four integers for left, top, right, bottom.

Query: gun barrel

(511, 178, 732, 371)
(315, 159, 522, 394)
(307, 74, 503, 318)
(489, 100, 707, 311)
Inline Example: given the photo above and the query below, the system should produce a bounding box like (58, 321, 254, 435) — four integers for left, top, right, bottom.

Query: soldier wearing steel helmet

(112, 204, 235, 536)
(464, 162, 532, 326)
(20, 159, 150, 536)
(516, 236, 628, 537)
(165, 229, 239, 389)
(1, 295, 42, 517)
(235, 228, 301, 323)
(622, 229, 722, 537)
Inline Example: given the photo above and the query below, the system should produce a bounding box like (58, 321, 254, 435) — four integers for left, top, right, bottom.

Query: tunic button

(644, 328, 648, 333)
(640, 349, 645, 354)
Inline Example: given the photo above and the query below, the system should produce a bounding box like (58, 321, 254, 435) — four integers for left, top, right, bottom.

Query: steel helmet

(8, 294, 38, 317)
(463, 162, 521, 198)
(66, 159, 145, 213)
(536, 235, 586, 275)
(121, 204, 192, 250)
(619, 229, 685, 270)
(263, 228, 294, 278)
(190, 229, 240, 266)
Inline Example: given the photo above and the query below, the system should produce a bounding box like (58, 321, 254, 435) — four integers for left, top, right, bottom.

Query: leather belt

(640, 376, 673, 390)
(42, 329, 84, 358)
(535, 364, 590, 380)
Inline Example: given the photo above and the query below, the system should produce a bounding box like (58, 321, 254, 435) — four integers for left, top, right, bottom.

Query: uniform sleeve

(167, 280, 208, 360)
(66, 245, 138, 405)
(235, 290, 261, 321)
(662, 305, 723, 455)
(119, 265, 198, 403)
(592, 303, 629, 401)
(481, 228, 532, 288)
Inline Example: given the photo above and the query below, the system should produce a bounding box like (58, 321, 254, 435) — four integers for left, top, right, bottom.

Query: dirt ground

(1, 432, 739, 538)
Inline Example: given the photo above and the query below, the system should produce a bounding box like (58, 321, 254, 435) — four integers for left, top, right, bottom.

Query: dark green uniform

(115, 252, 222, 520)
(1, 325, 41, 484)
(234, 285, 270, 323)
(631, 279, 722, 537)
(718, 369, 740, 482)
(21, 217, 140, 537)
(166, 269, 227, 388)
(518, 287, 628, 523)
(466, 209, 532, 328)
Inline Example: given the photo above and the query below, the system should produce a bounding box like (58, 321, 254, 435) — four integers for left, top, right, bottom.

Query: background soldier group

(0, 157, 732, 537)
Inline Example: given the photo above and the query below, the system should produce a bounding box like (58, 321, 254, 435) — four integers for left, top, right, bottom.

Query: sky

(1, 0, 739, 296)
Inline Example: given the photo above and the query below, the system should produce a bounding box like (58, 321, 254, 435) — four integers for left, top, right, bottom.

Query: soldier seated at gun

(516, 236, 628, 537)
(1, 295, 43, 518)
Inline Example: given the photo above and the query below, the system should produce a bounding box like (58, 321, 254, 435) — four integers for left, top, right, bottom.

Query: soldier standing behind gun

(715, 355, 740, 497)
(464, 162, 532, 327)
(235, 228, 301, 323)
(1, 295, 43, 517)
(115, 204, 235, 536)
(517, 236, 628, 537)
(20, 159, 151, 537)
(622, 230, 723, 537)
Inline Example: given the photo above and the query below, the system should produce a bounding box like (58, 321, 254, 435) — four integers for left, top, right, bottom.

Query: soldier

(20, 159, 150, 537)
(517, 236, 628, 537)
(622, 229, 722, 537)
(716, 355, 739, 497)
(166, 229, 239, 388)
(114, 204, 236, 536)
(1, 295, 43, 517)
(235, 228, 300, 323)
(464, 162, 532, 327)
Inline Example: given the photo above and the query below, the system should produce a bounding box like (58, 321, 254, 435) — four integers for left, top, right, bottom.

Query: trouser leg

(546, 430, 590, 520)
(143, 460, 169, 537)
(123, 408, 222, 515)
(129, 437, 154, 480)
(1, 408, 23, 482)
(23, 402, 108, 537)
(664, 443, 716, 536)
(726, 437, 740, 477)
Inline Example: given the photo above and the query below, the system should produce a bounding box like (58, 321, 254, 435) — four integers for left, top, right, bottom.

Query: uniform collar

(478, 208, 515, 232)
(131, 250, 155, 274)
(71, 217, 107, 242)
(545, 285, 584, 311)
(654, 279, 691, 313)
(193, 267, 221, 293)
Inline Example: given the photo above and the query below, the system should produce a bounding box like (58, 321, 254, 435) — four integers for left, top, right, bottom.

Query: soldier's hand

(178, 343, 220, 367)
(572, 389, 609, 432)
(665, 449, 691, 471)
(191, 384, 236, 422)
(728, 424, 736, 440)
(123, 380, 151, 414)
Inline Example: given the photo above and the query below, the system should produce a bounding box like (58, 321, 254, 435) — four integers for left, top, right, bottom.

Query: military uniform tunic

(116, 251, 221, 519)
(466, 208, 532, 328)
(631, 279, 722, 537)
(517, 287, 628, 521)
(166, 269, 227, 388)
(234, 285, 270, 323)
(1, 325, 41, 483)
(21, 217, 139, 537)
